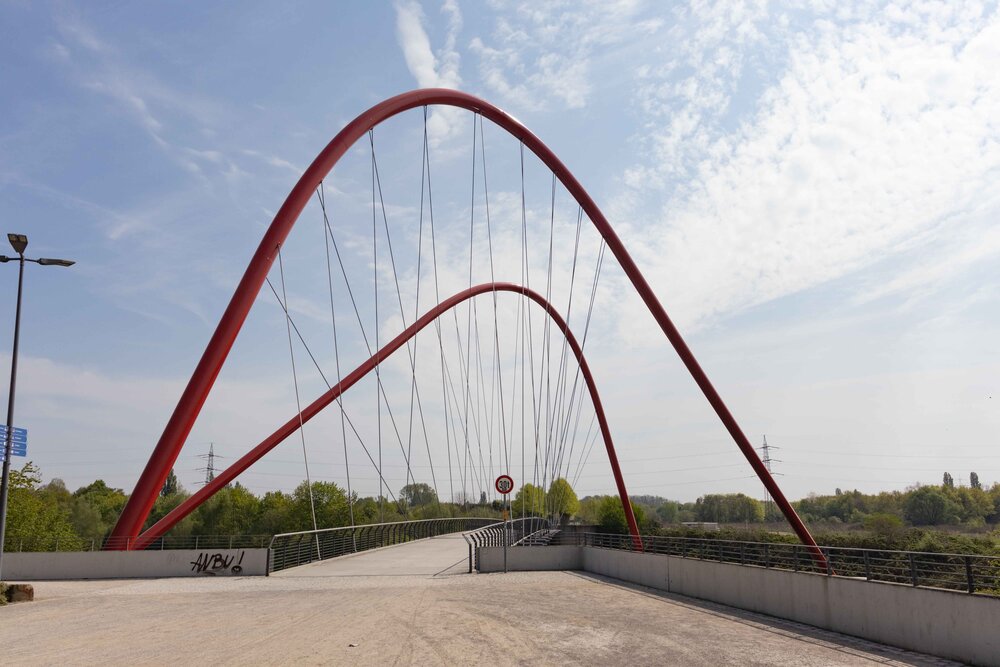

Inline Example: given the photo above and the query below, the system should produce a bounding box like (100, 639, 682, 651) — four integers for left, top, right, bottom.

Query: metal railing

(462, 517, 551, 572)
(268, 517, 497, 573)
(520, 529, 561, 546)
(569, 533, 1000, 596)
(3, 534, 273, 552)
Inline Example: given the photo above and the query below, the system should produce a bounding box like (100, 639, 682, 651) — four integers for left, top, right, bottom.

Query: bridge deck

(274, 533, 471, 577)
(0, 537, 956, 666)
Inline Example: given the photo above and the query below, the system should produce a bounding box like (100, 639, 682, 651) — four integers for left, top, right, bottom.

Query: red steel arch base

(110, 88, 825, 568)
(131, 283, 642, 551)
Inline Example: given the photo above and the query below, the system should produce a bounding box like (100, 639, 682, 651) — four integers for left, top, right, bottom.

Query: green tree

(547, 478, 579, 519)
(904, 486, 951, 525)
(970, 472, 981, 490)
(72, 480, 127, 538)
(869, 490, 905, 517)
(694, 494, 720, 522)
(70, 497, 104, 539)
(943, 472, 954, 488)
(192, 483, 260, 535)
(576, 496, 602, 524)
(254, 490, 293, 534)
(512, 483, 546, 516)
(352, 496, 381, 524)
(290, 481, 350, 530)
(596, 496, 646, 534)
(161, 469, 179, 497)
(694, 493, 764, 523)
(863, 512, 904, 537)
(656, 501, 679, 524)
(989, 483, 1000, 523)
(145, 488, 195, 537)
(943, 485, 992, 526)
(731, 494, 764, 523)
(4, 463, 81, 551)
(399, 483, 437, 507)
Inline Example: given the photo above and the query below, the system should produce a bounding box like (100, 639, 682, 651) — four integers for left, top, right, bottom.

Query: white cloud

(50, 12, 264, 187)
(468, 0, 658, 111)
(614, 2, 1000, 338)
(8, 352, 317, 492)
(394, 0, 464, 146)
(241, 149, 303, 175)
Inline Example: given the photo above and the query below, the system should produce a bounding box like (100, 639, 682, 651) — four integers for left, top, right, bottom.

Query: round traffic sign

(495, 474, 514, 495)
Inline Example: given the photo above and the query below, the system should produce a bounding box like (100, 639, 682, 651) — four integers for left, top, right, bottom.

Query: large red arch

(130, 283, 640, 550)
(110, 89, 823, 564)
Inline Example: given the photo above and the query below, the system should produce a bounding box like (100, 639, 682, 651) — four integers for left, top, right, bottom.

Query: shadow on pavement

(566, 571, 961, 667)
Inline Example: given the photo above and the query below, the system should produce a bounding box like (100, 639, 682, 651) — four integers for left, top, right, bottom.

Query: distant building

(682, 522, 720, 531)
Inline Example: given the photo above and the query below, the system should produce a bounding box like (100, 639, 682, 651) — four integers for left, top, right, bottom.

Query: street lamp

(0, 233, 74, 581)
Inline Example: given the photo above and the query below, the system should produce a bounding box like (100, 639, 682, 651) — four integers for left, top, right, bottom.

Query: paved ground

(0, 535, 959, 666)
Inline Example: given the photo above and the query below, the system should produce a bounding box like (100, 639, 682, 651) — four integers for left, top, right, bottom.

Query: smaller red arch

(130, 282, 643, 551)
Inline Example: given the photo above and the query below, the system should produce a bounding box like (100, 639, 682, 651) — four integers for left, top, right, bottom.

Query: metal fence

(570, 532, 1000, 596)
(268, 517, 497, 572)
(462, 517, 551, 572)
(3, 534, 274, 552)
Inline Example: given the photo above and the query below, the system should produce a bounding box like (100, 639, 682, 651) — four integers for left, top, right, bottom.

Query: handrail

(268, 517, 494, 545)
(513, 527, 558, 546)
(573, 532, 1000, 596)
(462, 517, 551, 572)
(269, 517, 497, 572)
(3, 534, 275, 552)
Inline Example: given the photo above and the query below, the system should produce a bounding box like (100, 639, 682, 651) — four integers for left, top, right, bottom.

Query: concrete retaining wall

(4, 548, 269, 580)
(478, 545, 582, 572)
(478, 545, 1000, 666)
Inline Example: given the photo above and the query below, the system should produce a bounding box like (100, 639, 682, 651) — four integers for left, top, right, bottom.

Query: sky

(0, 0, 998, 507)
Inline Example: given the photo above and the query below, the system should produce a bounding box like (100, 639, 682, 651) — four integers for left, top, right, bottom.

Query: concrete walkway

(275, 533, 471, 577)
(0, 537, 959, 666)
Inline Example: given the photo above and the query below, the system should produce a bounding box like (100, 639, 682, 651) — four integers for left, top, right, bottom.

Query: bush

(864, 513, 904, 537)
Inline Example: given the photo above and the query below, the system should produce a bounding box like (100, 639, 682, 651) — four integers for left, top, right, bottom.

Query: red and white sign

(495, 474, 514, 495)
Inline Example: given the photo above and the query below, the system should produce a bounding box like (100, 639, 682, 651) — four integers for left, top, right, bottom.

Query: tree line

(794, 472, 1000, 528)
(577, 472, 1000, 535)
(3, 462, 500, 551)
(7, 459, 999, 552)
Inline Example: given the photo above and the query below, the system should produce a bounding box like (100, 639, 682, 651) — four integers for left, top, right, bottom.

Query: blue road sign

(1, 426, 29, 460)
(0, 425, 27, 443)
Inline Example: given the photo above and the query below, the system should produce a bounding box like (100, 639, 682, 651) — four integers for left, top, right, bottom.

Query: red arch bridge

(107, 89, 825, 567)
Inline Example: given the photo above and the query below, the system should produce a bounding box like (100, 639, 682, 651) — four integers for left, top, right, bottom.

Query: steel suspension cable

(409, 111, 442, 507)
(263, 274, 399, 505)
(369, 133, 432, 500)
(463, 113, 477, 504)
(275, 248, 319, 552)
(421, 107, 457, 504)
(370, 130, 383, 520)
(520, 143, 542, 515)
(549, 206, 585, 479)
(562, 240, 607, 479)
(478, 115, 510, 478)
(318, 184, 355, 535)
(539, 173, 557, 506)
(571, 413, 600, 487)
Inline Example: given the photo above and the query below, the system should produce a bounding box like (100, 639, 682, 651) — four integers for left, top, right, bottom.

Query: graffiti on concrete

(190, 550, 246, 575)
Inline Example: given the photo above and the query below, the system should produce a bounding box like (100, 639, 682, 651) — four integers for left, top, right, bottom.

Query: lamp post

(0, 234, 74, 580)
